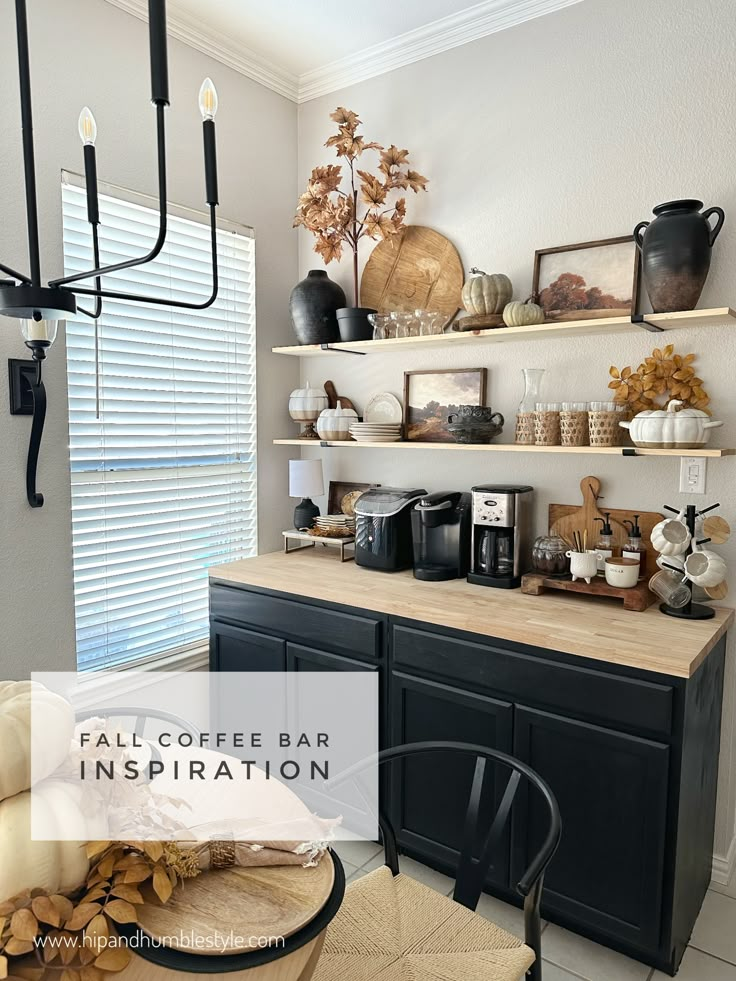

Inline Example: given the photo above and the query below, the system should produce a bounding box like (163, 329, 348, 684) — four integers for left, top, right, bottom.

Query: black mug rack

(659, 502, 720, 620)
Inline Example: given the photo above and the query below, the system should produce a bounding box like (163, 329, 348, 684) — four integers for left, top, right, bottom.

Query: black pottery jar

(634, 199, 725, 312)
(289, 270, 346, 345)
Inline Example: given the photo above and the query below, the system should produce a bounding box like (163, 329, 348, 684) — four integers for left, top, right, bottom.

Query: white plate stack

(313, 514, 356, 536)
(349, 422, 403, 443)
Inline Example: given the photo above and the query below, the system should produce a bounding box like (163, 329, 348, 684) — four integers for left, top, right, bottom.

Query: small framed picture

(403, 368, 487, 443)
(532, 236, 640, 322)
(327, 481, 378, 516)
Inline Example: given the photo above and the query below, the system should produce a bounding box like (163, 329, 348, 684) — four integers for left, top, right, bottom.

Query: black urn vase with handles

(634, 199, 725, 312)
(289, 270, 346, 345)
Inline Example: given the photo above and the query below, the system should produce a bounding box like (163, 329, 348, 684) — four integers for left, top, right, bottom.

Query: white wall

(0, 0, 298, 678)
(295, 0, 736, 882)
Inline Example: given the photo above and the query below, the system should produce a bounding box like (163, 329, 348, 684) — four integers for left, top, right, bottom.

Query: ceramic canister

(605, 557, 639, 589)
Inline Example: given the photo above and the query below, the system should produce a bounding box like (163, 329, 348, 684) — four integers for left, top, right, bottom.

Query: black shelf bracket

(631, 313, 664, 333)
(622, 447, 640, 456)
(320, 343, 367, 356)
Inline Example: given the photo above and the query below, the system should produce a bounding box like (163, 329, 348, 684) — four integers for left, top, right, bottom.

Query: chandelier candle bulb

(148, 0, 170, 105)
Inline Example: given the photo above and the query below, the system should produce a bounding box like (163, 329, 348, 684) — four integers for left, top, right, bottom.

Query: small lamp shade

(289, 459, 324, 499)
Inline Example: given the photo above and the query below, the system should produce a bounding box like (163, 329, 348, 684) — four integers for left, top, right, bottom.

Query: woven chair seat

(313, 865, 535, 981)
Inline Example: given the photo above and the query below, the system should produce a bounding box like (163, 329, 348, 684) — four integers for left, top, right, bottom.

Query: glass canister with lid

(531, 535, 571, 578)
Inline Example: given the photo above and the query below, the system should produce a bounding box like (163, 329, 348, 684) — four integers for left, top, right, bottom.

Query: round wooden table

(114, 850, 344, 981)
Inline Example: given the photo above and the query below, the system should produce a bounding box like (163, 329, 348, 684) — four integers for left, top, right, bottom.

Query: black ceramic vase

(289, 270, 346, 345)
(634, 199, 725, 312)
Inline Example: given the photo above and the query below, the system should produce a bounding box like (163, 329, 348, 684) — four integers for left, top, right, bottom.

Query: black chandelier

(2, 0, 220, 507)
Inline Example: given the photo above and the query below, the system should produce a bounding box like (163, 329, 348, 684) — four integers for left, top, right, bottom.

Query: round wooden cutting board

(360, 225, 463, 324)
(136, 855, 335, 956)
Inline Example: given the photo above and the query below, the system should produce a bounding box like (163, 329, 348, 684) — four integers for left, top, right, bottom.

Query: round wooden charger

(136, 855, 334, 956)
(360, 225, 463, 326)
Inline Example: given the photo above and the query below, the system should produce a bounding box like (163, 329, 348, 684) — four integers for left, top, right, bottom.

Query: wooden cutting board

(549, 476, 662, 577)
(360, 225, 463, 326)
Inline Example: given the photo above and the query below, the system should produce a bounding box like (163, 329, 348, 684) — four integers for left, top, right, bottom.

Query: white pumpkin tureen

(316, 400, 358, 441)
(288, 381, 329, 439)
(619, 399, 723, 449)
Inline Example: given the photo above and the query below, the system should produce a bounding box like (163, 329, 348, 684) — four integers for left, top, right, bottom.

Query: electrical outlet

(679, 457, 707, 494)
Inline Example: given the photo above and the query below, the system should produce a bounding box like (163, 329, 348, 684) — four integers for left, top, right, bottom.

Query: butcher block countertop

(209, 550, 733, 679)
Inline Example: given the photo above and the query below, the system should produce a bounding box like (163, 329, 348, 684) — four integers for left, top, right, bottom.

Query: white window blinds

(62, 177, 257, 672)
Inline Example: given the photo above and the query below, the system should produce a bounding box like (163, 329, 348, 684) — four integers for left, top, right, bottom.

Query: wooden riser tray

(521, 572, 657, 612)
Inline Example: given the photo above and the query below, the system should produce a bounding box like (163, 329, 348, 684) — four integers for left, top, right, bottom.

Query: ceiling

(103, 0, 584, 102)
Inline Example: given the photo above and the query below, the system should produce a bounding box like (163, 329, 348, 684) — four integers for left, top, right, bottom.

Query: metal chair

(316, 740, 561, 981)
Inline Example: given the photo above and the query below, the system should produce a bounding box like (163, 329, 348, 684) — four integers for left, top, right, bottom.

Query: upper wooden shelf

(271, 307, 736, 356)
(273, 439, 735, 458)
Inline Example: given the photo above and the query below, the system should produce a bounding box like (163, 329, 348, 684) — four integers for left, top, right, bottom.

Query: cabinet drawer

(211, 585, 383, 661)
(210, 621, 285, 671)
(392, 624, 673, 738)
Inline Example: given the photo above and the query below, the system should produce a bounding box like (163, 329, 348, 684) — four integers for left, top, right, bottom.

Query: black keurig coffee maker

(467, 484, 533, 588)
(411, 491, 471, 581)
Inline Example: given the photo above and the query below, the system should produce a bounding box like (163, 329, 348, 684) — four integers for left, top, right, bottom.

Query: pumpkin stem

(468, 266, 486, 276)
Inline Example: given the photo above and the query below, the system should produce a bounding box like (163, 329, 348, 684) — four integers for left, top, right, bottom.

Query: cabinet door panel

(390, 672, 513, 887)
(513, 705, 669, 951)
(210, 620, 285, 671)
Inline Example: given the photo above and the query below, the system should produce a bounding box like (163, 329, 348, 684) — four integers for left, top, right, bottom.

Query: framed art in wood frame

(403, 368, 487, 442)
(532, 236, 640, 322)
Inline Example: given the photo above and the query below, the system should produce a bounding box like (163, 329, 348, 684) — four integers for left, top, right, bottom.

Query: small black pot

(634, 199, 725, 312)
(289, 270, 346, 345)
(336, 307, 376, 342)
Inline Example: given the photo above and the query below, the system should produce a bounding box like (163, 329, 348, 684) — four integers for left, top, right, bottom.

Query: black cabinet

(389, 672, 513, 887)
(512, 705, 669, 952)
(210, 620, 285, 671)
(209, 580, 726, 976)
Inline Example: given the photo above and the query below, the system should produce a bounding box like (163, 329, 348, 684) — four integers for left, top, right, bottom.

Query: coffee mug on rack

(684, 544, 727, 588)
(650, 513, 691, 556)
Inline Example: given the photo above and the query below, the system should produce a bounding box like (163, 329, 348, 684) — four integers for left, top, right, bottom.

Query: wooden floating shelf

(271, 307, 736, 356)
(273, 439, 735, 458)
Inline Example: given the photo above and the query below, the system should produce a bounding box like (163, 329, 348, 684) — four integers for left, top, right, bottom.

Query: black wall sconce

(1, 0, 221, 508)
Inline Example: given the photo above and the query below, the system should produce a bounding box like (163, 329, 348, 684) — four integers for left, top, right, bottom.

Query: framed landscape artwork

(403, 368, 487, 442)
(327, 481, 378, 516)
(532, 236, 640, 322)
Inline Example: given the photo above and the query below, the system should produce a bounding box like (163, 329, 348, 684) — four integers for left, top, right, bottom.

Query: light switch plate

(679, 456, 706, 494)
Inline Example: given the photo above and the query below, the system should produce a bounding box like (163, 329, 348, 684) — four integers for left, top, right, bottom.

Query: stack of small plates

(349, 422, 403, 443)
(313, 514, 355, 537)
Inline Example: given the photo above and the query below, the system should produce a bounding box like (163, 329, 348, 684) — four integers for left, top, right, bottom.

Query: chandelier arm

(69, 204, 219, 311)
(48, 104, 169, 288)
(15, 0, 42, 286)
(0, 261, 32, 285)
(75, 225, 103, 319)
(26, 360, 46, 508)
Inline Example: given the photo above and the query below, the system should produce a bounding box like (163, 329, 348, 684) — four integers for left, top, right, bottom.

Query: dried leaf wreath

(294, 106, 428, 305)
(0, 840, 201, 980)
(609, 344, 711, 415)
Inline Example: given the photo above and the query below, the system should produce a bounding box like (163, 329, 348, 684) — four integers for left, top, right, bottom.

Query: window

(62, 175, 257, 671)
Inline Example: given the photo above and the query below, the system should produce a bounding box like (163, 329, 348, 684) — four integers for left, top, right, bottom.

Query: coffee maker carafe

(467, 484, 533, 589)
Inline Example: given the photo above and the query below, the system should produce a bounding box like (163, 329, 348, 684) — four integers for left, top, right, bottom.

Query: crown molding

(101, 0, 584, 104)
(298, 0, 584, 101)
(101, 0, 300, 102)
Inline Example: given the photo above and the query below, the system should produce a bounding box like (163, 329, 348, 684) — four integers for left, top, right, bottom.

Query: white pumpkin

(316, 400, 358, 441)
(288, 381, 329, 422)
(619, 399, 723, 449)
(0, 781, 104, 900)
(503, 299, 545, 327)
(0, 681, 75, 802)
(461, 269, 513, 316)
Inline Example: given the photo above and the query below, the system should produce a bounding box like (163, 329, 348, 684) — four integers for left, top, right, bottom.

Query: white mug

(684, 545, 727, 588)
(650, 514, 691, 556)
(605, 557, 639, 589)
(566, 550, 599, 584)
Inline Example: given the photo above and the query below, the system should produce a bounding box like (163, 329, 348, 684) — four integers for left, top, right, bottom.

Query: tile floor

(334, 841, 736, 980)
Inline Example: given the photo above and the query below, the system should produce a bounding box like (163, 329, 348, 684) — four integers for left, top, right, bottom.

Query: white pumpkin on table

(0, 680, 75, 802)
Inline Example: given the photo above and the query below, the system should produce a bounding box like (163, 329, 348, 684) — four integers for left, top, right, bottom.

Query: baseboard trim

(711, 835, 736, 894)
